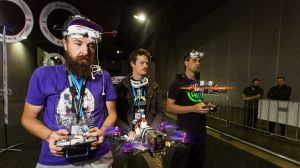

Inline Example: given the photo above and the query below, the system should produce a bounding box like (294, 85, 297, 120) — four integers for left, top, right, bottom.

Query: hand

(128, 131, 137, 141)
(193, 102, 209, 114)
(87, 127, 104, 150)
(47, 129, 69, 156)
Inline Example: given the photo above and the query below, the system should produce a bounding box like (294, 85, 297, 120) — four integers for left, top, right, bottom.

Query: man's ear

(184, 60, 188, 67)
(62, 39, 68, 51)
(130, 61, 135, 68)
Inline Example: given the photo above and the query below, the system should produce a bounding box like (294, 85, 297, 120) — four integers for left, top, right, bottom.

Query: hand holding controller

(47, 129, 69, 156)
(55, 125, 98, 158)
(202, 103, 218, 113)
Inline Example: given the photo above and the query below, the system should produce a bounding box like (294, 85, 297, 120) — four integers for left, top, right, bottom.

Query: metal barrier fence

(204, 93, 300, 165)
(205, 94, 300, 141)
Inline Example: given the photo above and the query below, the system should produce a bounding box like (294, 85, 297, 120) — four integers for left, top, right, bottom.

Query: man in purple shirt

(21, 15, 117, 167)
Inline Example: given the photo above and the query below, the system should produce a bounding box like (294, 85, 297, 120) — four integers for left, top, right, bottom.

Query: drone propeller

(114, 141, 151, 156)
(180, 86, 234, 92)
(103, 126, 127, 136)
(160, 121, 179, 130)
(169, 130, 189, 144)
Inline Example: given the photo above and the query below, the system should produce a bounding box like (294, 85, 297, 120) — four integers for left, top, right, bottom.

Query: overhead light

(134, 13, 146, 23)
(22, 36, 27, 39)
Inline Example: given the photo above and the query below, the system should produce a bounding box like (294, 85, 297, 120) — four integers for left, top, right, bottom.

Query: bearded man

(21, 15, 117, 168)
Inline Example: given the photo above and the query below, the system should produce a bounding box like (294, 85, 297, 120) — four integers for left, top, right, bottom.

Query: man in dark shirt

(267, 76, 291, 137)
(241, 79, 264, 128)
(166, 49, 208, 168)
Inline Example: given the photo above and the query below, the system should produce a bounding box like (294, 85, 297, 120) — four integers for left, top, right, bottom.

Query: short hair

(277, 76, 285, 81)
(129, 48, 151, 64)
(252, 78, 260, 83)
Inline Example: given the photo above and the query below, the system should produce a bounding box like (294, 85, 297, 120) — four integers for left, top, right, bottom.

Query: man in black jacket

(267, 76, 291, 137)
(116, 48, 164, 168)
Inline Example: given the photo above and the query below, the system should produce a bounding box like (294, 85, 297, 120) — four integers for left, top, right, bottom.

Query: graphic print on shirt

(56, 87, 95, 128)
(186, 87, 203, 103)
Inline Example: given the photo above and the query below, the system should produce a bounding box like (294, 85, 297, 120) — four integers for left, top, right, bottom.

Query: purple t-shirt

(25, 65, 116, 165)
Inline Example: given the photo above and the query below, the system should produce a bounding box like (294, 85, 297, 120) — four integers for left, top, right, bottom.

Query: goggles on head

(62, 15, 103, 43)
(188, 50, 204, 59)
(63, 25, 101, 42)
(130, 77, 149, 88)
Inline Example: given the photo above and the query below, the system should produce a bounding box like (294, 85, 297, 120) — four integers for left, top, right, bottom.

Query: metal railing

(204, 94, 300, 164)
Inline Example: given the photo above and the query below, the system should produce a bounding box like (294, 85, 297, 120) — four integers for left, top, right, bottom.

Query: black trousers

(170, 133, 206, 168)
(268, 122, 286, 136)
(244, 108, 258, 128)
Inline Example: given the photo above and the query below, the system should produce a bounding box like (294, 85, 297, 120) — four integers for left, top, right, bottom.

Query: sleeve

(267, 88, 272, 99)
(167, 80, 181, 100)
(150, 85, 165, 130)
(115, 82, 130, 130)
(259, 88, 264, 98)
(103, 71, 117, 101)
(25, 68, 46, 106)
(285, 87, 291, 100)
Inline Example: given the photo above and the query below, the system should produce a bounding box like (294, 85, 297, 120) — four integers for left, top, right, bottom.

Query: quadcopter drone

(179, 80, 234, 113)
(104, 121, 189, 157)
(180, 81, 234, 94)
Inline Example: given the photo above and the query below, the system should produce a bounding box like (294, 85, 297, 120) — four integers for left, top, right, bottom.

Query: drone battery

(145, 129, 166, 153)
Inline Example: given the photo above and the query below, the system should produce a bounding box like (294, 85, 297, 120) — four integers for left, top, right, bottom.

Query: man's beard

(64, 53, 94, 79)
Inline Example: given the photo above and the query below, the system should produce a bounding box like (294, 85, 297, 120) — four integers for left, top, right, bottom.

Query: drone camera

(144, 129, 167, 154)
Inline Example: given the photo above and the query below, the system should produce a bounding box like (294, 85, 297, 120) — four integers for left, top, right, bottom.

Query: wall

(156, 0, 300, 106)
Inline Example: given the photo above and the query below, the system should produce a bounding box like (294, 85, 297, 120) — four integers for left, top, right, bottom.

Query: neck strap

(67, 70, 87, 122)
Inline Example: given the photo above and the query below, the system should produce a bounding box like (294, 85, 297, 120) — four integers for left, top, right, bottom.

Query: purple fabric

(25, 65, 116, 165)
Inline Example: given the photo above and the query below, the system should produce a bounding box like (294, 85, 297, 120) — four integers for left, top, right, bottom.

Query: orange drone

(180, 84, 234, 93)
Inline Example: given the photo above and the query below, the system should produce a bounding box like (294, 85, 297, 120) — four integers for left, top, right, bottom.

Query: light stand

(0, 26, 23, 154)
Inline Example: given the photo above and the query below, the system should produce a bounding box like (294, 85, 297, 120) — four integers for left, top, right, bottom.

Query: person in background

(267, 76, 291, 138)
(241, 78, 263, 128)
(115, 48, 164, 168)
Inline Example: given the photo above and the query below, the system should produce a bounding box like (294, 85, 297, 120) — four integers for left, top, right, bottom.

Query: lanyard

(184, 74, 201, 100)
(184, 74, 197, 87)
(131, 86, 143, 109)
(67, 70, 87, 120)
(70, 74, 83, 100)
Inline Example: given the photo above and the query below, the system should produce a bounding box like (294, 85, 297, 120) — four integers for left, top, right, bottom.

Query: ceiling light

(134, 13, 146, 23)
